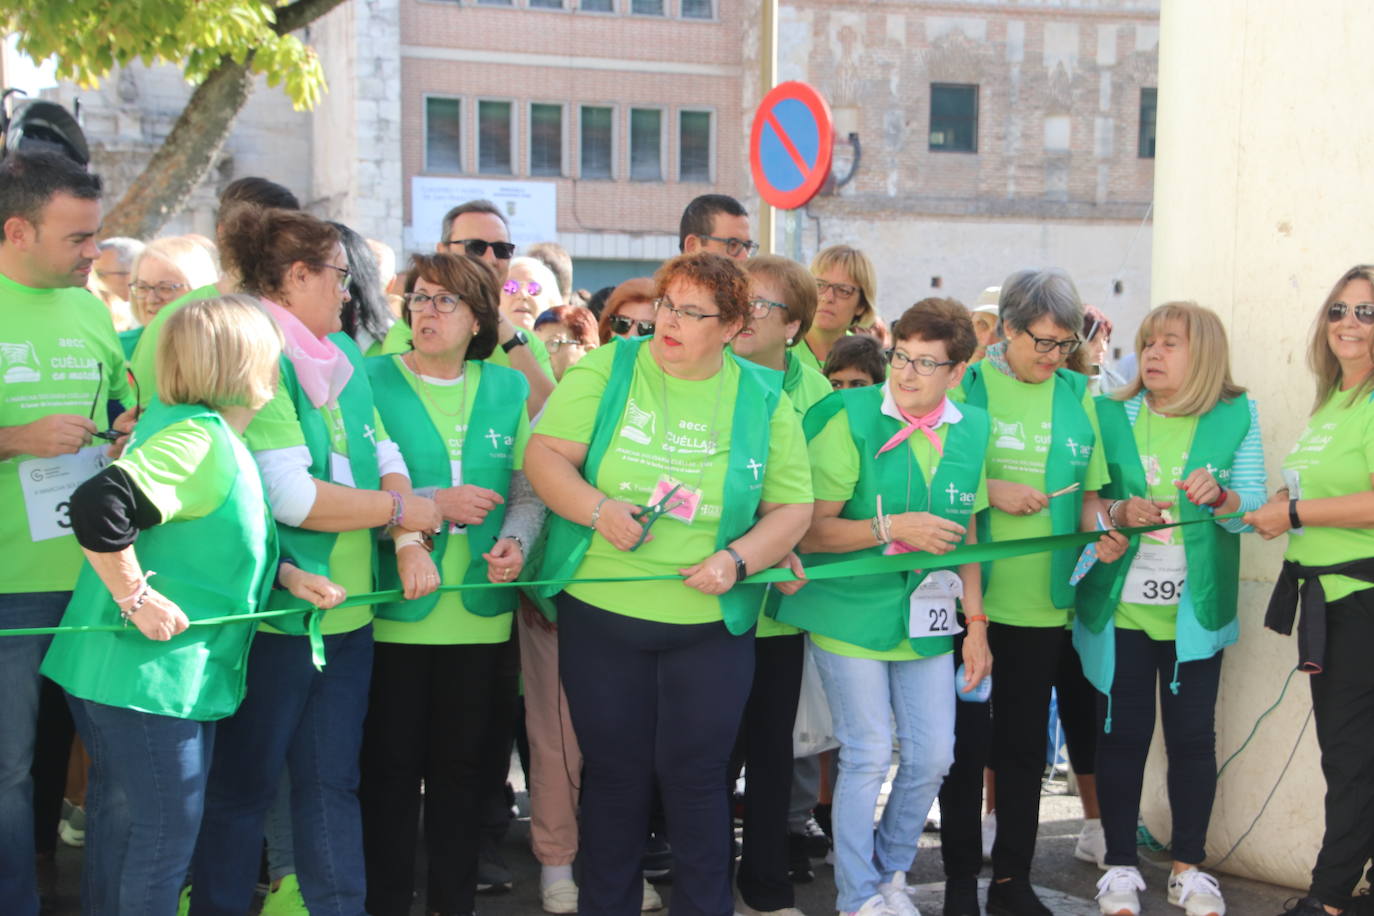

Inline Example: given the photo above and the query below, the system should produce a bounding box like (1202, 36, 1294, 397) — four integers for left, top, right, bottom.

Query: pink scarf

(875, 396, 948, 459)
(261, 299, 353, 409)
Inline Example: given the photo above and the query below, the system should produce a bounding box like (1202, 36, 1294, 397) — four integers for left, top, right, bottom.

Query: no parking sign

(749, 81, 835, 210)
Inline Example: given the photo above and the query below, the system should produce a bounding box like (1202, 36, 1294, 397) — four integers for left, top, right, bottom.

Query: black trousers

(1096, 626, 1221, 867)
(987, 622, 1063, 881)
(359, 639, 518, 916)
(558, 594, 755, 916)
(938, 626, 992, 882)
(31, 675, 74, 857)
(1055, 629, 1099, 777)
(1310, 590, 1374, 908)
(733, 633, 805, 911)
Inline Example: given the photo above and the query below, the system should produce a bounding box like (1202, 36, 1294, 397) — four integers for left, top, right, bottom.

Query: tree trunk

(99, 55, 255, 240)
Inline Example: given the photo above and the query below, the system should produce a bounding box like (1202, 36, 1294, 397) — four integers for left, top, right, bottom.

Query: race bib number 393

(19, 446, 110, 542)
(1122, 543, 1187, 605)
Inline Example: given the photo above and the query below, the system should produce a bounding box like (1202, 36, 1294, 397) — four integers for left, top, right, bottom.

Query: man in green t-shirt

(0, 151, 133, 915)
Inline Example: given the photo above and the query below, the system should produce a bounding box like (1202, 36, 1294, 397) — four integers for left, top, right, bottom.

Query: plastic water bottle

(955, 664, 991, 703)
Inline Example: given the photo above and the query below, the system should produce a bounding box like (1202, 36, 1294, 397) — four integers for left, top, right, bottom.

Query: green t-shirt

(1283, 387, 1374, 603)
(971, 365, 1108, 627)
(0, 272, 132, 593)
(537, 343, 813, 624)
(372, 359, 531, 645)
(117, 419, 236, 522)
(128, 283, 220, 406)
(381, 320, 556, 382)
(245, 376, 394, 634)
(806, 405, 988, 659)
(1114, 407, 1198, 640)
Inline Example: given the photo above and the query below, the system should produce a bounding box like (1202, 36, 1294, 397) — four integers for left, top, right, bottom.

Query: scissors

(629, 483, 688, 551)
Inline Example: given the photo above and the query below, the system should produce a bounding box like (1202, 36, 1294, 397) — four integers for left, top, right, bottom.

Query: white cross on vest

(746, 458, 764, 480)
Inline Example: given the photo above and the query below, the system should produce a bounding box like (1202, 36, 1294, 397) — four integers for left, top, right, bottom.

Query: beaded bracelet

(386, 490, 405, 527)
(115, 570, 156, 622)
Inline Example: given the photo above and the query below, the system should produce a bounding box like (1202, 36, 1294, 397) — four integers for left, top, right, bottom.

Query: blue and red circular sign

(750, 81, 834, 210)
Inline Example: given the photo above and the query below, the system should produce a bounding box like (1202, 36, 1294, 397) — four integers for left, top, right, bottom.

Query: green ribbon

(0, 514, 1240, 641)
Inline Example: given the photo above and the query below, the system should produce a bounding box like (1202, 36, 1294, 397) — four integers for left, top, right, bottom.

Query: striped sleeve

(1218, 397, 1265, 533)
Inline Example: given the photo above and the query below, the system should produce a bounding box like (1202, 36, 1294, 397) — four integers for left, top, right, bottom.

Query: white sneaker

(642, 878, 664, 912)
(1075, 818, 1108, 869)
(540, 879, 578, 915)
(877, 871, 922, 916)
(842, 894, 896, 916)
(1168, 868, 1226, 916)
(981, 811, 996, 862)
(1096, 866, 1145, 916)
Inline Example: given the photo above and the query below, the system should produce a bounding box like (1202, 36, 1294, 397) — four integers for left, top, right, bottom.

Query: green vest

(270, 333, 381, 634)
(1075, 394, 1250, 635)
(536, 337, 781, 635)
(783, 350, 833, 415)
(775, 387, 989, 655)
(962, 363, 1094, 609)
(366, 356, 528, 621)
(41, 403, 277, 720)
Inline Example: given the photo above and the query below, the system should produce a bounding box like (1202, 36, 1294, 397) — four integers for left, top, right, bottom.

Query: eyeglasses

(545, 337, 587, 353)
(697, 234, 759, 258)
(654, 296, 720, 323)
(404, 291, 463, 314)
(90, 363, 140, 441)
(446, 238, 516, 260)
(887, 350, 957, 374)
(502, 279, 542, 297)
(1327, 301, 1374, 326)
(816, 279, 860, 300)
(829, 376, 874, 390)
(130, 281, 187, 300)
(749, 297, 787, 319)
(312, 263, 352, 291)
(1024, 331, 1082, 355)
(608, 314, 655, 337)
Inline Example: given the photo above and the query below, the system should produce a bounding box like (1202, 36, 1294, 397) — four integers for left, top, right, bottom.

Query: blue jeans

(812, 647, 956, 913)
(190, 626, 374, 916)
(0, 590, 69, 916)
(265, 772, 295, 882)
(70, 697, 215, 914)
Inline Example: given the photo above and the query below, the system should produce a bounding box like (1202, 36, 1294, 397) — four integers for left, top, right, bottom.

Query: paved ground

(45, 766, 1299, 915)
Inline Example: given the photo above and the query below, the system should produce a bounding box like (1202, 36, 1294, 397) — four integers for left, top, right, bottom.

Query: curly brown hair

(891, 297, 977, 365)
(218, 205, 340, 299)
(653, 252, 751, 328)
(401, 253, 502, 361)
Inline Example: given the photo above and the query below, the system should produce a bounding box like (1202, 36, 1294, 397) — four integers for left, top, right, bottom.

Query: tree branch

(274, 0, 350, 35)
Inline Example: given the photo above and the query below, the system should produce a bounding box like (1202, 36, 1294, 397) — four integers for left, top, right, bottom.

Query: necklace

(404, 352, 468, 422)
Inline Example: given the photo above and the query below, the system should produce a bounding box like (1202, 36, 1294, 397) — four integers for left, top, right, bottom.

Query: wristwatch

(502, 330, 529, 353)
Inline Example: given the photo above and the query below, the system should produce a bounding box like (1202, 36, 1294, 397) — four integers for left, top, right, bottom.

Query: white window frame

(422, 93, 465, 174)
(476, 97, 518, 176)
(678, 0, 715, 21)
(527, 101, 568, 178)
(628, 105, 667, 183)
(629, 0, 666, 17)
(676, 106, 715, 183)
(578, 103, 618, 180)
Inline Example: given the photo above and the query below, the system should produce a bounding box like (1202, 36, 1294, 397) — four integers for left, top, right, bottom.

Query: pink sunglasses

(502, 279, 542, 296)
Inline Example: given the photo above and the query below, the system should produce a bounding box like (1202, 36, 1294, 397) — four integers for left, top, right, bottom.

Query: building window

(579, 0, 613, 10)
(631, 0, 664, 14)
(476, 0, 513, 4)
(1139, 87, 1157, 158)
(478, 100, 513, 175)
(580, 106, 614, 179)
(630, 108, 663, 181)
(529, 0, 562, 7)
(424, 97, 462, 173)
(679, 110, 711, 182)
(681, 0, 713, 17)
(929, 84, 978, 153)
(530, 103, 563, 177)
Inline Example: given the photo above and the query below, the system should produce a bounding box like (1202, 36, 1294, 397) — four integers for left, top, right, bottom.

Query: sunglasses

(446, 238, 516, 260)
(502, 279, 542, 297)
(1327, 301, 1374, 326)
(608, 314, 655, 337)
(90, 363, 141, 441)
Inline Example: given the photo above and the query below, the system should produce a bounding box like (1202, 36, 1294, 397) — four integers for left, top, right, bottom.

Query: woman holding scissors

(525, 252, 814, 916)
(957, 269, 1126, 916)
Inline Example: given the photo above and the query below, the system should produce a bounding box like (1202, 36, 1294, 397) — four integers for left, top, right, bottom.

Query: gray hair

(996, 268, 1084, 337)
(96, 236, 144, 269)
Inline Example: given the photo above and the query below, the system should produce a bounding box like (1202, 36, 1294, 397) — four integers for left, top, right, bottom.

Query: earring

(786, 337, 794, 345)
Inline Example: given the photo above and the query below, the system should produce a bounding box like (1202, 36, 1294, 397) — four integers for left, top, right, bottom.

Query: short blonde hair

(157, 295, 282, 410)
(1309, 265, 1374, 412)
(1115, 301, 1245, 416)
(131, 236, 220, 325)
(810, 244, 877, 326)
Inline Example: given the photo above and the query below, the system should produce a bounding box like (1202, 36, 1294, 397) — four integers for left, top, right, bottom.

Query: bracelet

(965, 613, 989, 625)
(1289, 498, 1303, 531)
(1207, 487, 1229, 509)
(870, 515, 889, 545)
(589, 495, 610, 531)
(386, 490, 404, 527)
(1106, 499, 1123, 526)
(115, 570, 156, 621)
(725, 546, 748, 584)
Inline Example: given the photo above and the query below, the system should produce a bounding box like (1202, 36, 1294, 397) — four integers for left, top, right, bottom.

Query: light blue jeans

(812, 647, 956, 913)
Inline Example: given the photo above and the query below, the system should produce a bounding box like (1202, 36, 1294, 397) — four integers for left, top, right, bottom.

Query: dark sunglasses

(446, 238, 516, 260)
(608, 314, 655, 337)
(1327, 301, 1374, 326)
(90, 363, 141, 441)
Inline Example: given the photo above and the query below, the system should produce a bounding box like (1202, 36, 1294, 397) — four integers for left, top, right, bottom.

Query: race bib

(1122, 542, 1187, 605)
(19, 446, 110, 542)
(909, 569, 965, 638)
(650, 475, 702, 525)
(330, 452, 355, 488)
